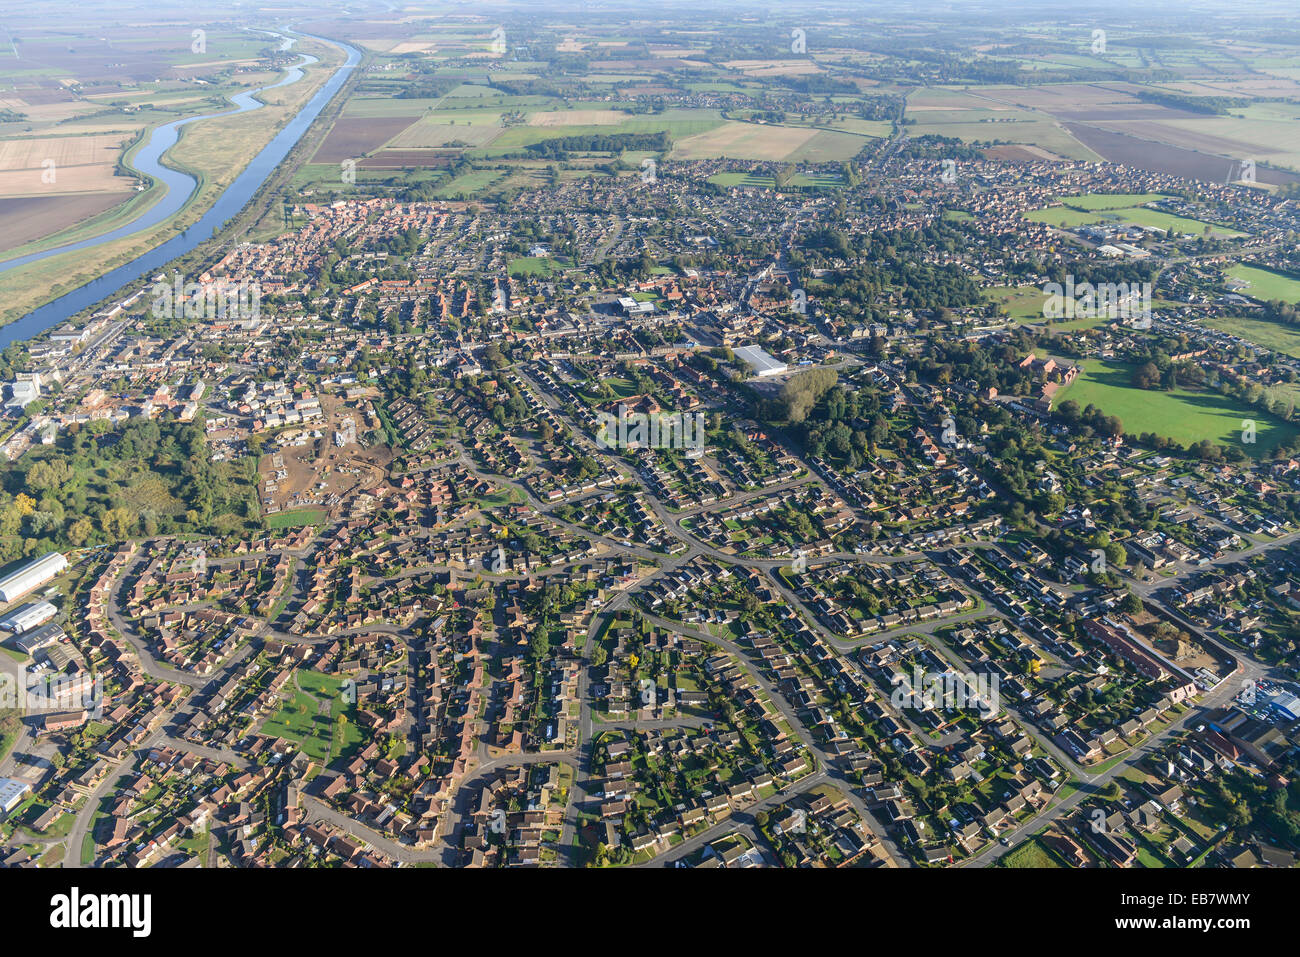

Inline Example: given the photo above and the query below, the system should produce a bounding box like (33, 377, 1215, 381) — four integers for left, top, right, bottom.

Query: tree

(66, 517, 95, 546)
(1132, 362, 1161, 390)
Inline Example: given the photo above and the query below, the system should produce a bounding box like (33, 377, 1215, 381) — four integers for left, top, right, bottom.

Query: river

(0, 30, 359, 349)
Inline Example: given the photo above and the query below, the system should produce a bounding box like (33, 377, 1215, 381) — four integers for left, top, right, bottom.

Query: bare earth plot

(672, 122, 866, 162)
(1064, 123, 1300, 186)
(528, 109, 628, 126)
(0, 133, 137, 196)
(722, 59, 825, 76)
(311, 116, 417, 163)
(0, 193, 130, 254)
(388, 122, 502, 149)
(358, 150, 456, 168)
(904, 87, 1100, 161)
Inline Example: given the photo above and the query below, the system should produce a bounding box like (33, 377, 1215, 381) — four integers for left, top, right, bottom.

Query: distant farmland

(312, 116, 415, 163)
(672, 122, 868, 162)
(1064, 123, 1300, 187)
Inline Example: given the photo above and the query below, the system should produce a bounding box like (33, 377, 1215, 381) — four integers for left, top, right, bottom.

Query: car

(999, 836, 1011, 846)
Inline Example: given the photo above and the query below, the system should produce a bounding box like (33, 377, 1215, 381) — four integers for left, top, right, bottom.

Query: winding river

(0, 30, 359, 349)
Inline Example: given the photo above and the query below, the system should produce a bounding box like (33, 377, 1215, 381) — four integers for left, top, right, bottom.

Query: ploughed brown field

(1064, 123, 1300, 187)
(357, 150, 456, 168)
(983, 144, 1064, 162)
(312, 116, 416, 163)
(0, 192, 130, 256)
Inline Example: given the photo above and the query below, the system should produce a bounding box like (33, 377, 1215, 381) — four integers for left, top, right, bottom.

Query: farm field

(1052, 359, 1298, 455)
(1064, 123, 1300, 187)
(912, 117, 1099, 161)
(0, 193, 133, 254)
(1226, 265, 1300, 305)
(358, 149, 455, 169)
(708, 170, 845, 189)
(0, 133, 137, 196)
(0, 33, 345, 326)
(490, 109, 724, 151)
(311, 116, 416, 163)
(340, 96, 445, 118)
(903, 87, 1100, 160)
(1107, 115, 1300, 175)
(433, 168, 507, 198)
(672, 121, 866, 162)
(528, 109, 628, 126)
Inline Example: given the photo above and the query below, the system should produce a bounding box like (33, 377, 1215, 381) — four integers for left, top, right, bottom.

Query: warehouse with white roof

(0, 552, 68, 605)
(733, 345, 788, 377)
(0, 600, 58, 633)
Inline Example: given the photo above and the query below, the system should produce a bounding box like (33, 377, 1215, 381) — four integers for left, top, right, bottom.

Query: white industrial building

(0, 600, 58, 633)
(0, 777, 31, 813)
(0, 552, 68, 604)
(4, 373, 41, 411)
(733, 345, 788, 377)
(617, 297, 656, 315)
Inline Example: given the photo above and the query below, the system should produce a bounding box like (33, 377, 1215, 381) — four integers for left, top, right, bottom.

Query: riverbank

(0, 32, 347, 330)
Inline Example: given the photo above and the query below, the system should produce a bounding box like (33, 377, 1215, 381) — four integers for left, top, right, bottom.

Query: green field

(260, 671, 360, 763)
(1026, 195, 1243, 237)
(1199, 315, 1300, 358)
(1053, 359, 1298, 455)
(1114, 206, 1244, 238)
(986, 285, 1048, 321)
(1065, 192, 1169, 210)
(1000, 837, 1065, 868)
(509, 256, 560, 277)
(265, 508, 327, 529)
(1026, 206, 1108, 228)
(985, 285, 1110, 329)
(1227, 264, 1300, 305)
(433, 168, 508, 198)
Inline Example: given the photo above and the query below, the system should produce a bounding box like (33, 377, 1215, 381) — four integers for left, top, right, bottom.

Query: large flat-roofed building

(0, 777, 31, 813)
(617, 296, 655, 315)
(0, 600, 57, 634)
(0, 552, 68, 605)
(733, 345, 788, 378)
(12, 621, 66, 655)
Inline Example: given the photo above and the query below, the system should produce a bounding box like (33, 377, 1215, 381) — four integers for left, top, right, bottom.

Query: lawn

(509, 256, 559, 277)
(265, 508, 327, 529)
(1025, 199, 1243, 237)
(1199, 315, 1300, 358)
(260, 671, 359, 763)
(1114, 206, 1244, 238)
(1227, 264, 1300, 305)
(1053, 359, 1299, 455)
(1025, 206, 1107, 228)
(985, 285, 1049, 321)
(1000, 837, 1065, 868)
